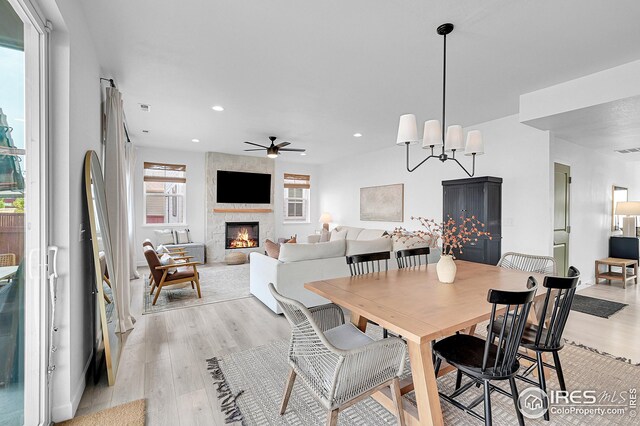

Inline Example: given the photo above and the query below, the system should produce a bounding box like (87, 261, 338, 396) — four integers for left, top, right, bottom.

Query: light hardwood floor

(77, 272, 289, 425)
(77, 270, 639, 425)
(564, 281, 640, 363)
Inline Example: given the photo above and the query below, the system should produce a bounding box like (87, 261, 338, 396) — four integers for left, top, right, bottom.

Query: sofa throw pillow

(159, 253, 178, 274)
(330, 229, 348, 241)
(264, 239, 281, 259)
(155, 229, 175, 245)
(319, 230, 330, 243)
(346, 237, 393, 256)
(175, 229, 190, 244)
(286, 235, 297, 244)
(335, 226, 364, 240)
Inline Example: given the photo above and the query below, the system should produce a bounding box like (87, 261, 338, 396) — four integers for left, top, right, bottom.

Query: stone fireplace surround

(206, 152, 275, 263)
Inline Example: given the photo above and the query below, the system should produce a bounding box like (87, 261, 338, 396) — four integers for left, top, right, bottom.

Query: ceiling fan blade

(275, 141, 291, 148)
(244, 141, 269, 148)
(244, 149, 265, 152)
(278, 148, 306, 152)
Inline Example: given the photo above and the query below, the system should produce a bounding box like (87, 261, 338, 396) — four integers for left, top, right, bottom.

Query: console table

(595, 257, 638, 288)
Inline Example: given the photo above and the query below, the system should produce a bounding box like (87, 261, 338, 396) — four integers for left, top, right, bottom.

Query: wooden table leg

(635, 262, 638, 284)
(350, 312, 368, 332)
(407, 340, 444, 426)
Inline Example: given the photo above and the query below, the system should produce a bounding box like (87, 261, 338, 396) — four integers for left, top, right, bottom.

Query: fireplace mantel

(213, 208, 273, 213)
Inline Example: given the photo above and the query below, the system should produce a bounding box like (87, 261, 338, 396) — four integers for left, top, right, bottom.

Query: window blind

(143, 162, 187, 183)
(284, 173, 310, 189)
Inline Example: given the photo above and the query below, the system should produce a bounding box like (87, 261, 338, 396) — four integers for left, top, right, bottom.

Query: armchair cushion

(324, 324, 373, 350)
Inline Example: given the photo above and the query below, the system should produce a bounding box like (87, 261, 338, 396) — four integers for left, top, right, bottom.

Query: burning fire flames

(229, 227, 257, 248)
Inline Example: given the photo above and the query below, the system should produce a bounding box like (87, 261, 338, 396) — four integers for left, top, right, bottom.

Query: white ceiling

(525, 95, 640, 161)
(80, 0, 640, 164)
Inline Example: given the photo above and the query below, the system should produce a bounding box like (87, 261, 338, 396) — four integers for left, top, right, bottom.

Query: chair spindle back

(484, 277, 538, 376)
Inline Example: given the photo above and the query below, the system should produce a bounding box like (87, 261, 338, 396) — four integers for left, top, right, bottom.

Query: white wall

(44, 0, 102, 420)
(134, 147, 206, 265)
(274, 160, 322, 240)
(550, 136, 640, 284)
(320, 114, 553, 256)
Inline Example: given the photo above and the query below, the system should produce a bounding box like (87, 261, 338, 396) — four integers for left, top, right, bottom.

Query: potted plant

(390, 215, 491, 283)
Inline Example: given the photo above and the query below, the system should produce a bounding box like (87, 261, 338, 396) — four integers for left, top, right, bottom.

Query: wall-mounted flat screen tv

(216, 170, 271, 204)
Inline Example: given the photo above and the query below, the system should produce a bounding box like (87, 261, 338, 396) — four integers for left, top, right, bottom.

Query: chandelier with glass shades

(396, 23, 484, 176)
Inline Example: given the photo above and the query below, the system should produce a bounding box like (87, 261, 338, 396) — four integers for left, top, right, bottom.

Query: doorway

(0, 0, 49, 424)
(553, 163, 571, 276)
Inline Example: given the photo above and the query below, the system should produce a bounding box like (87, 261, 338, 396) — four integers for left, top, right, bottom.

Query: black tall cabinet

(442, 176, 502, 265)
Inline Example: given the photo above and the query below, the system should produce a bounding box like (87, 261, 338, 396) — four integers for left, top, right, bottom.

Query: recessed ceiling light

(300, 152, 307, 156)
(353, 133, 363, 138)
(191, 138, 200, 143)
(211, 105, 224, 112)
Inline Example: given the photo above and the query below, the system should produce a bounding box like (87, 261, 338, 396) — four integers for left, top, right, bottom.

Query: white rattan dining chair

(268, 283, 407, 426)
(497, 252, 557, 275)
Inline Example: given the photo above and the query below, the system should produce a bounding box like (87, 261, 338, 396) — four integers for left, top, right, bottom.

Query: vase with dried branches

(390, 215, 491, 283)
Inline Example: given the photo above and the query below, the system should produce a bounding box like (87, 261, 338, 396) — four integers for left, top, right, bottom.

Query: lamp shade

(319, 212, 333, 224)
(445, 125, 464, 151)
(422, 120, 443, 148)
(396, 114, 419, 145)
(616, 201, 640, 216)
(464, 130, 484, 156)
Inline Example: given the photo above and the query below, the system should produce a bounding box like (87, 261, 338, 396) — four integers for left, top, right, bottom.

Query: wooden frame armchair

(144, 246, 202, 305)
(142, 240, 194, 286)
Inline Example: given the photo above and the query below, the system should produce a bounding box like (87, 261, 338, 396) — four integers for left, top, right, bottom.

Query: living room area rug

(143, 263, 250, 314)
(206, 329, 640, 425)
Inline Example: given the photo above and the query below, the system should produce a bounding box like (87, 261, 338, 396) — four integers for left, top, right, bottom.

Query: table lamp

(616, 201, 640, 237)
(319, 212, 333, 231)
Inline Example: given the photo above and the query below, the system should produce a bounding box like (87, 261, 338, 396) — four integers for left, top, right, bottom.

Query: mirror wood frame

(84, 150, 120, 385)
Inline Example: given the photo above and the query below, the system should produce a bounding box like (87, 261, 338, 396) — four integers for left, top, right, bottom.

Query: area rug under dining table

(206, 327, 640, 425)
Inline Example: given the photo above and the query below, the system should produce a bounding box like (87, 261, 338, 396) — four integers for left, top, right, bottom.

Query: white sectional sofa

(250, 226, 439, 314)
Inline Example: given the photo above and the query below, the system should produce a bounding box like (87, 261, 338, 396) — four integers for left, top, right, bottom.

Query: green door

(553, 163, 571, 276)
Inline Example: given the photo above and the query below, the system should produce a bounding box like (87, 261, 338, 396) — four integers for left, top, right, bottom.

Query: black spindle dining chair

(346, 251, 390, 275)
(346, 251, 391, 337)
(433, 278, 538, 426)
(500, 266, 580, 421)
(395, 247, 430, 269)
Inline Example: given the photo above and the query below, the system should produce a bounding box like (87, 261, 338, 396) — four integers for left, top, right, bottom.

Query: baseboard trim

(52, 353, 92, 422)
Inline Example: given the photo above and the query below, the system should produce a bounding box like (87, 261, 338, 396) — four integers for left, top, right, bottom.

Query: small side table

(595, 257, 638, 288)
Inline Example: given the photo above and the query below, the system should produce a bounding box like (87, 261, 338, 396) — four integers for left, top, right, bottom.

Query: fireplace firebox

(225, 222, 259, 249)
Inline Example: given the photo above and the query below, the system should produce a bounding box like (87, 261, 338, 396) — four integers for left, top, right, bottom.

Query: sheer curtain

(125, 141, 139, 279)
(104, 86, 135, 332)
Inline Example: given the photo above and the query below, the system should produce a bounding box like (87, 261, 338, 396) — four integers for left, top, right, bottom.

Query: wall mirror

(84, 150, 121, 385)
(612, 186, 628, 232)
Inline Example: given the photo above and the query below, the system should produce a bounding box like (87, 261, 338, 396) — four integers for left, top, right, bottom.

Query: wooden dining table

(305, 260, 547, 426)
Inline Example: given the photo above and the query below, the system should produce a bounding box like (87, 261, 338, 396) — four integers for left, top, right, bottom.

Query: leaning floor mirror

(84, 150, 121, 385)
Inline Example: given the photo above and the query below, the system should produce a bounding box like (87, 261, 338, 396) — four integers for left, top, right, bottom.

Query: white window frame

(283, 187, 310, 223)
(142, 163, 187, 226)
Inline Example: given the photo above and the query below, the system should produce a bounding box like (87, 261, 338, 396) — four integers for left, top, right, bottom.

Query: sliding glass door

(0, 0, 48, 424)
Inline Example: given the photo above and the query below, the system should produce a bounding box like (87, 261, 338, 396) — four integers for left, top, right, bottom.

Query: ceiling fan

(244, 136, 306, 158)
